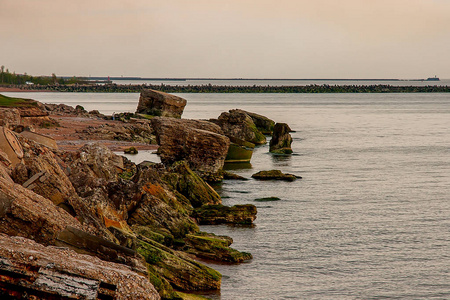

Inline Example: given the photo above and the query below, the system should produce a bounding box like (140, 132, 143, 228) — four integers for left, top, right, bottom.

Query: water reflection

(270, 153, 293, 166)
(223, 162, 252, 170)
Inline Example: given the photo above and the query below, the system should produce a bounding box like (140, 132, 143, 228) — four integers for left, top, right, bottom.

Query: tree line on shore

(0, 65, 87, 85)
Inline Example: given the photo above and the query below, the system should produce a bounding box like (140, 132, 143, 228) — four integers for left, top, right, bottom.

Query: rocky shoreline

(0, 90, 297, 299)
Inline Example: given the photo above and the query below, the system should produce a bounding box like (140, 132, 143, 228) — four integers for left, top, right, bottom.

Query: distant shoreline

(84, 77, 437, 82)
(2, 84, 450, 93)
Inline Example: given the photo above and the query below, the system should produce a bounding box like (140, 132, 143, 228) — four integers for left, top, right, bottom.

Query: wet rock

(251, 170, 301, 182)
(193, 204, 257, 225)
(235, 109, 275, 135)
(151, 117, 230, 181)
(0, 233, 160, 300)
(137, 89, 187, 118)
(138, 236, 221, 291)
(269, 123, 293, 154)
(184, 232, 252, 263)
(211, 109, 266, 145)
(225, 137, 254, 163)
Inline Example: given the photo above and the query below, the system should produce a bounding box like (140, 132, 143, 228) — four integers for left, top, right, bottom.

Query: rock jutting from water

(269, 122, 293, 154)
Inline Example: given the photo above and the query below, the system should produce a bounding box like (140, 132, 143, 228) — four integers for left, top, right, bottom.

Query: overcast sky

(1, 0, 450, 78)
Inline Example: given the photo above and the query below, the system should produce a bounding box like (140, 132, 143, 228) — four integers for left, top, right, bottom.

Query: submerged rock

(269, 123, 293, 154)
(193, 204, 257, 225)
(251, 170, 301, 182)
(254, 196, 282, 202)
(137, 89, 187, 118)
(223, 170, 248, 181)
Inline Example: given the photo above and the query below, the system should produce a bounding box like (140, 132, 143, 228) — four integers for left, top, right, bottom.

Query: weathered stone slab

(136, 89, 187, 118)
(0, 233, 160, 299)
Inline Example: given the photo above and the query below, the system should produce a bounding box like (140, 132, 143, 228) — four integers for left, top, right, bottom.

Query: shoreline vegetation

(2, 83, 450, 93)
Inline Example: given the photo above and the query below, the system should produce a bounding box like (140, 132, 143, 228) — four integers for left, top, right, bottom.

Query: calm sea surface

(4, 92, 450, 299)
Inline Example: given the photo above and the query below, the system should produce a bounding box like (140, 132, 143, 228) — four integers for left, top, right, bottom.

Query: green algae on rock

(251, 170, 301, 182)
(193, 204, 257, 225)
(184, 232, 252, 263)
(137, 237, 221, 292)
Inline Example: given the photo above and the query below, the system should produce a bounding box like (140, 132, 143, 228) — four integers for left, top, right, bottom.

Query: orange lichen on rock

(142, 183, 166, 197)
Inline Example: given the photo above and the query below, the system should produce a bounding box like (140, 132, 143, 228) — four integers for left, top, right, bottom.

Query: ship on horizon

(426, 76, 440, 81)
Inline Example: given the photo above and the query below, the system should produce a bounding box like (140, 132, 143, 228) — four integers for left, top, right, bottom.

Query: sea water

(4, 92, 450, 299)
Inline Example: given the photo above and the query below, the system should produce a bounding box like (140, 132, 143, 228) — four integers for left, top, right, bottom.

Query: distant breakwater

(6, 83, 450, 93)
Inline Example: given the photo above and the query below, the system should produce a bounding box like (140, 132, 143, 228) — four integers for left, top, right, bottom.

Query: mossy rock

(175, 292, 211, 300)
(246, 119, 266, 145)
(147, 264, 182, 300)
(225, 143, 253, 163)
(162, 161, 221, 208)
(137, 238, 222, 291)
(185, 233, 252, 263)
(132, 225, 174, 246)
(193, 204, 257, 225)
(251, 170, 300, 182)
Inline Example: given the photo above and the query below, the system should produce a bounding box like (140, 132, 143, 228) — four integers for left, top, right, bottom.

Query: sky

(1, 0, 450, 79)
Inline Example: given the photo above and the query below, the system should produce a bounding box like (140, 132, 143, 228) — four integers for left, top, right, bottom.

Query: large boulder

(269, 122, 293, 154)
(136, 89, 187, 118)
(235, 109, 275, 134)
(151, 117, 230, 181)
(0, 234, 160, 300)
(211, 109, 266, 145)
